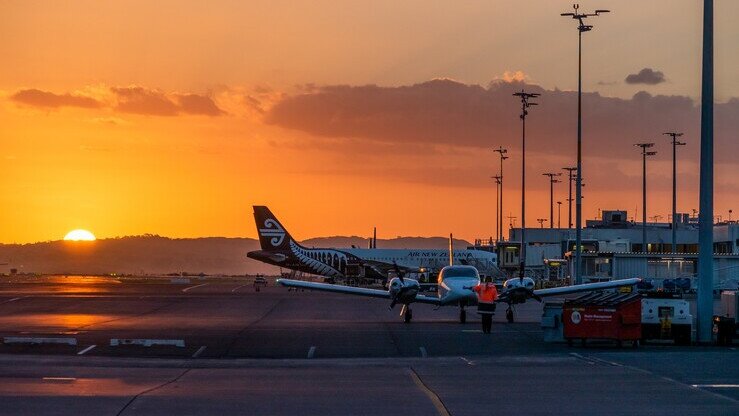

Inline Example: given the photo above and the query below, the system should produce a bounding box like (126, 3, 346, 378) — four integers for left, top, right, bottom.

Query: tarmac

(0, 275, 737, 415)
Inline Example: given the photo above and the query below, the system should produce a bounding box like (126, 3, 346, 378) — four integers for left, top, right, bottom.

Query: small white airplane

(278, 239, 640, 324)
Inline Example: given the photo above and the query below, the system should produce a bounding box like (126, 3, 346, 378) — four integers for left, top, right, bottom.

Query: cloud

(175, 93, 225, 116)
(265, 78, 738, 166)
(112, 86, 178, 116)
(497, 70, 529, 83)
(7, 86, 225, 117)
(108, 87, 226, 116)
(10, 88, 102, 109)
(625, 68, 666, 85)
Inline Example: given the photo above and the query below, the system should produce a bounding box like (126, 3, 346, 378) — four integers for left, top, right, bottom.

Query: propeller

(499, 277, 542, 305)
(389, 261, 406, 309)
(393, 261, 405, 283)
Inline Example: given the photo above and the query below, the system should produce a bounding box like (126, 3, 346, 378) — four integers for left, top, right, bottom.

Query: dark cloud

(264, 80, 739, 195)
(111, 87, 179, 116)
(10, 89, 102, 109)
(265, 79, 738, 166)
(625, 68, 666, 85)
(175, 93, 225, 116)
(9, 86, 225, 117)
(110, 87, 224, 116)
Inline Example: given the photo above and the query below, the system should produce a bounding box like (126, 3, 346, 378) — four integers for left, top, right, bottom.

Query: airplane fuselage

(248, 243, 497, 281)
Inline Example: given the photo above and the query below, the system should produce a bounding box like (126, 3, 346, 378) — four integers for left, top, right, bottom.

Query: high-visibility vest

(473, 283, 498, 303)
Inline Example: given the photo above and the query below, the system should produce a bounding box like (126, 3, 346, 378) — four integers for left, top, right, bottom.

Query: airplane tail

(253, 206, 296, 251)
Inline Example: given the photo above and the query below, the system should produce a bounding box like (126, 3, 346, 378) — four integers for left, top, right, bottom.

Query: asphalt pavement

(0, 276, 736, 415)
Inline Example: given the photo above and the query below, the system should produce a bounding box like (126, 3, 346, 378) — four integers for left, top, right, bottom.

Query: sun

(63, 229, 96, 241)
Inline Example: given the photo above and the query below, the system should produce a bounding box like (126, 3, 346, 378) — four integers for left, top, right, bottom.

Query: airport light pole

(562, 167, 577, 229)
(697, 0, 714, 344)
(493, 146, 509, 241)
(635, 143, 657, 252)
(561, 4, 609, 284)
(492, 175, 502, 243)
(557, 201, 562, 228)
(513, 90, 540, 279)
(537, 218, 547, 228)
(664, 132, 686, 252)
(543, 172, 562, 229)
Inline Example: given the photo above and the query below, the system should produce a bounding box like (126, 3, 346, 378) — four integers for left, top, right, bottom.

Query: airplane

(278, 261, 641, 325)
(246, 206, 500, 283)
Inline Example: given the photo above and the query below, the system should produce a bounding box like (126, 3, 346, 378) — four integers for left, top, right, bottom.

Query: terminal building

(490, 210, 739, 289)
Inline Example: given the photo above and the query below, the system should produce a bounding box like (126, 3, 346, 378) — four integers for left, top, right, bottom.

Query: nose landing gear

(505, 305, 514, 323)
(459, 308, 467, 324)
(400, 304, 413, 323)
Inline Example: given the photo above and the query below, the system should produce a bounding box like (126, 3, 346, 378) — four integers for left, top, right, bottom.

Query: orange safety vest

(473, 283, 498, 303)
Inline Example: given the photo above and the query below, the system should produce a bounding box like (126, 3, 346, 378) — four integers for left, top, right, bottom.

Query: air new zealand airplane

(246, 206, 500, 282)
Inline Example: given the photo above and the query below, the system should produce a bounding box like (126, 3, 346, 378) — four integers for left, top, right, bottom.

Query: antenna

(448, 233, 454, 266)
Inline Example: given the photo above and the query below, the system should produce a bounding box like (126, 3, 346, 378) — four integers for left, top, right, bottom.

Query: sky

(1, 0, 738, 244)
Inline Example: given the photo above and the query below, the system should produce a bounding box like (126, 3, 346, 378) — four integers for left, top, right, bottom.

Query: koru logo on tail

(259, 219, 286, 246)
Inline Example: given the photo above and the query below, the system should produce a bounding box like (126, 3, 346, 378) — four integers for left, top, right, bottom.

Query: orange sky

(2, 1, 738, 244)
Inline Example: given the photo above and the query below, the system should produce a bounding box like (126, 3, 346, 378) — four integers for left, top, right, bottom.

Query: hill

(0, 235, 472, 276)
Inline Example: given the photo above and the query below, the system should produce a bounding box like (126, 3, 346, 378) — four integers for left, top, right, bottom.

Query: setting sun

(63, 229, 96, 241)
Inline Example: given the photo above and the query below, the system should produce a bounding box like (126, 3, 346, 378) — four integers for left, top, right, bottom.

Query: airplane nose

(441, 283, 477, 305)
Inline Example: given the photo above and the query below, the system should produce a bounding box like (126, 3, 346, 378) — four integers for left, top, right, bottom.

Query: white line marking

(4, 336, 77, 346)
(231, 284, 249, 293)
(307, 346, 316, 359)
(182, 283, 208, 293)
(192, 346, 206, 358)
(419, 347, 428, 358)
(459, 356, 475, 366)
(692, 384, 739, 388)
(462, 329, 482, 333)
(0, 297, 23, 305)
(110, 338, 185, 347)
(77, 345, 96, 355)
(43, 377, 76, 382)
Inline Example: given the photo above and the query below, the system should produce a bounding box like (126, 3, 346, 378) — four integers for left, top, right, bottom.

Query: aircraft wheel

(404, 308, 413, 323)
(459, 309, 466, 324)
(506, 307, 514, 323)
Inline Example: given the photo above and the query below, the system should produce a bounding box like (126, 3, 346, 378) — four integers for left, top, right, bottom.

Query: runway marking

(192, 346, 207, 358)
(111, 338, 185, 347)
(307, 346, 316, 359)
(575, 353, 739, 405)
(459, 356, 475, 366)
(408, 367, 451, 416)
(569, 353, 621, 367)
(692, 384, 739, 388)
(77, 345, 96, 355)
(0, 297, 23, 305)
(231, 284, 249, 293)
(462, 329, 482, 333)
(182, 283, 209, 293)
(3, 336, 77, 346)
(419, 347, 428, 358)
(42, 377, 76, 382)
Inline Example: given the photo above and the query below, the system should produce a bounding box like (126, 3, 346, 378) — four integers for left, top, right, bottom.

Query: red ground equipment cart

(563, 292, 642, 347)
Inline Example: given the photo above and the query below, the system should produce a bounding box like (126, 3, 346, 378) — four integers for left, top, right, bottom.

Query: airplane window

(440, 267, 479, 280)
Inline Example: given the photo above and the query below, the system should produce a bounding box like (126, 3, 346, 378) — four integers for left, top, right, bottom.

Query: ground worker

(467, 277, 498, 333)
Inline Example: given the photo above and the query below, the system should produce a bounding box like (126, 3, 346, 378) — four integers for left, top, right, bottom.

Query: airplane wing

(276, 279, 441, 305)
(532, 278, 641, 297)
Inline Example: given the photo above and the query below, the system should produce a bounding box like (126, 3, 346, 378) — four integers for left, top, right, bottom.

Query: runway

(0, 276, 737, 415)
